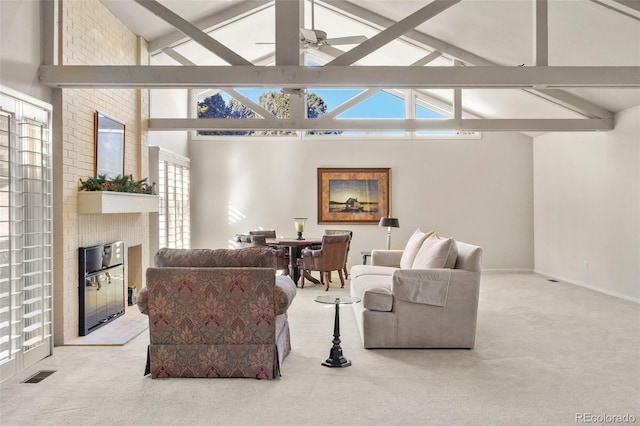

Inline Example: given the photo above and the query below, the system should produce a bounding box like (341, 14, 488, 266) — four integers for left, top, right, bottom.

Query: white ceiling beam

(611, 0, 640, 12)
(322, 89, 381, 119)
(590, 0, 640, 21)
(196, 88, 222, 100)
(289, 89, 307, 120)
(224, 89, 278, 121)
(161, 48, 195, 66)
(453, 89, 462, 120)
(315, 44, 346, 59)
(275, 0, 302, 66)
(313, 47, 465, 122)
(415, 89, 482, 119)
(148, 0, 273, 54)
(148, 117, 613, 132)
(323, 0, 613, 118)
(134, 0, 252, 66)
(411, 51, 442, 66)
(534, 0, 548, 66)
(525, 88, 613, 119)
(322, 0, 494, 66)
(39, 65, 640, 88)
(453, 60, 462, 120)
(327, 0, 461, 66)
(252, 52, 276, 66)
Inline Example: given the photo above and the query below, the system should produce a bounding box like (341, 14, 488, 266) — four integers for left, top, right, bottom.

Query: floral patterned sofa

(137, 246, 297, 379)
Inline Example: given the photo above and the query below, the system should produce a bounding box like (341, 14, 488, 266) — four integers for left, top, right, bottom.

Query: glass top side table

(314, 295, 361, 368)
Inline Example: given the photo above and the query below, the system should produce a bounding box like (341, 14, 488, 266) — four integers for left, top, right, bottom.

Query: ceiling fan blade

(316, 44, 346, 57)
(325, 35, 367, 45)
(299, 28, 318, 43)
(255, 42, 275, 45)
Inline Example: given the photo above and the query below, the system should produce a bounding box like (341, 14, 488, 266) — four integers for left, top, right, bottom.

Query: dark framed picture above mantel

(317, 168, 390, 224)
(95, 111, 125, 180)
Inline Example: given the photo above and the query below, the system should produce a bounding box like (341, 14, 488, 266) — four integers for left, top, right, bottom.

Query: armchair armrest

(371, 249, 403, 267)
(300, 247, 321, 270)
(275, 276, 297, 315)
(137, 286, 149, 315)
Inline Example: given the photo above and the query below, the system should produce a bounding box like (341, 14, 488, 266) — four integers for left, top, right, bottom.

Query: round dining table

(266, 237, 322, 285)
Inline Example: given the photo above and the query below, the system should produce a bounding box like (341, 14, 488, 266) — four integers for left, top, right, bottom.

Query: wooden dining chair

(300, 233, 351, 291)
(324, 230, 353, 279)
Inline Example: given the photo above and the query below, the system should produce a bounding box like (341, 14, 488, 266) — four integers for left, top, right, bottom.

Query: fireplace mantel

(77, 192, 159, 214)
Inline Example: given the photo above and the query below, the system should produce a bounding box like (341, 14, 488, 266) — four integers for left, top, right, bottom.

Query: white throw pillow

(412, 235, 458, 269)
(399, 229, 434, 269)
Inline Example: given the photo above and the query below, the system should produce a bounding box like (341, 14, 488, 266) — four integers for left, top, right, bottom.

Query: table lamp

(293, 217, 307, 240)
(379, 217, 400, 250)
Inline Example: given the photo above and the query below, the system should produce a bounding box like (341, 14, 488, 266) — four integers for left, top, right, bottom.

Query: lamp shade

(379, 217, 400, 228)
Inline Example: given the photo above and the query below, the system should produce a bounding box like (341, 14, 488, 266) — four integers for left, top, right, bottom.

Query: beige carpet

(64, 306, 148, 346)
(1, 271, 638, 426)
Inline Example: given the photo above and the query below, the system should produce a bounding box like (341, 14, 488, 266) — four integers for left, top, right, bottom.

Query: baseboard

(534, 269, 640, 304)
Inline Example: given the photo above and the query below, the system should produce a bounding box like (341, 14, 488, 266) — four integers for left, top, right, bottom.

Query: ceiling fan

(257, 0, 367, 48)
(299, 27, 366, 47)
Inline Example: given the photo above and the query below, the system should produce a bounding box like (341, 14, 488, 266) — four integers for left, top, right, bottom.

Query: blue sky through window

(416, 103, 445, 119)
(233, 88, 408, 119)
(207, 88, 453, 135)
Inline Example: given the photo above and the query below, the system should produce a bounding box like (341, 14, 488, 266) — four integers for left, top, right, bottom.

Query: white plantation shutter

(0, 87, 53, 380)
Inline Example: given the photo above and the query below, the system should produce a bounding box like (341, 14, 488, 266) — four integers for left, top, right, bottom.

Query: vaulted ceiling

(40, 0, 640, 132)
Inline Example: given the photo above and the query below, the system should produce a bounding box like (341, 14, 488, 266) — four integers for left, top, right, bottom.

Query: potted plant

(78, 174, 155, 195)
(77, 175, 158, 214)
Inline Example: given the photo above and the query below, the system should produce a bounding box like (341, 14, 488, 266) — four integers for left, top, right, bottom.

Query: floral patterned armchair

(138, 247, 297, 379)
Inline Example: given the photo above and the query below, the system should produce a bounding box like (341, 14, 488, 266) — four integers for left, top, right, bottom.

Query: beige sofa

(137, 246, 296, 379)
(349, 231, 482, 349)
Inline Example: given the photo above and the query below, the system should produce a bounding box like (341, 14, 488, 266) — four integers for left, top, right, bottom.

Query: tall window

(0, 88, 53, 381)
(149, 147, 190, 254)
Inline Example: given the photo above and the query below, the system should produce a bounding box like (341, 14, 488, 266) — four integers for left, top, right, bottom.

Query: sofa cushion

(371, 249, 403, 267)
(412, 235, 458, 269)
(351, 273, 393, 300)
(350, 264, 397, 280)
(399, 229, 434, 269)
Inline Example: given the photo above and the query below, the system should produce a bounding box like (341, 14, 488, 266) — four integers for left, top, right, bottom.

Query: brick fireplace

(58, 215, 151, 344)
(52, 0, 150, 345)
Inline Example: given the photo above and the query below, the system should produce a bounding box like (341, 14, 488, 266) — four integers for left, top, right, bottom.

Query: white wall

(534, 105, 640, 301)
(189, 132, 534, 270)
(148, 89, 189, 157)
(0, 0, 51, 103)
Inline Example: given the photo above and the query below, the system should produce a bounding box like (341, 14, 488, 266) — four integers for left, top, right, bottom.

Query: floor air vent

(22, 370, 56, 384)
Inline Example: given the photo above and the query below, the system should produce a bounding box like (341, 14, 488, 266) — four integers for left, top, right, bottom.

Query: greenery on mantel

(78, 174, 155, 194)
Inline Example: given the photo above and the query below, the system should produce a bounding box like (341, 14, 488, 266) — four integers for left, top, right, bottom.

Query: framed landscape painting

(317, 168, 390, 224)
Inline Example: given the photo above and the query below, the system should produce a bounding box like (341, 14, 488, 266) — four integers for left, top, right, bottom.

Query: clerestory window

(192, 86, 479, 140)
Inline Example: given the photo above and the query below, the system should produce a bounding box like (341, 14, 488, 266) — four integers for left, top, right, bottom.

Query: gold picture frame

(317, 168, 390, 224)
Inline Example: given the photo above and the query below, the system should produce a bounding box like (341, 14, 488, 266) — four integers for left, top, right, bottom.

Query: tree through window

(197, 90, 337, 136)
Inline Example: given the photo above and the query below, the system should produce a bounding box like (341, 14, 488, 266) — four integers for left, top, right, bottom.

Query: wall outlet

(584, 261, 589, 271)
